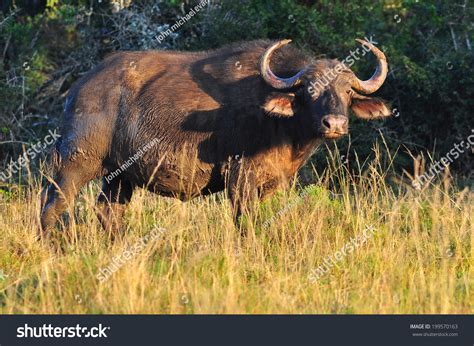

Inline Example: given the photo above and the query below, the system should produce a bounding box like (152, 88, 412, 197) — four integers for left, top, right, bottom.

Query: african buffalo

(40, 38, 390, 236)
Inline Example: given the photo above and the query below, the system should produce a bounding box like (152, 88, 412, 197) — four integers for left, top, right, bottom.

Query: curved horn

(351, 38, 388, 94)
(259, 39, 306, 89)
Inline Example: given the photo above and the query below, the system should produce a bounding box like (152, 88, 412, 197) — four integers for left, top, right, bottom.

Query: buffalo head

(259, 39, 391, 140)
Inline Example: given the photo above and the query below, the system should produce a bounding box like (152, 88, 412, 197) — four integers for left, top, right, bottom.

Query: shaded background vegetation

(0, 0, 472, 188)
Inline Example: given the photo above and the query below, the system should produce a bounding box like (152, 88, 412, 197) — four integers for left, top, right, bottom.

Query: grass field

(0, 148, 472, 314)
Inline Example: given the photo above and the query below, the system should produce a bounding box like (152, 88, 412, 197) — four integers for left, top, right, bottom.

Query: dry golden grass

(0, 146, 472, 314)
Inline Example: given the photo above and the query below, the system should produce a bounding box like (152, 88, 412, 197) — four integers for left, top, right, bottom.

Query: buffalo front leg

(96, 178, 133, 237)
(40, 160, 98, 238)
(227, 160, 259, 227)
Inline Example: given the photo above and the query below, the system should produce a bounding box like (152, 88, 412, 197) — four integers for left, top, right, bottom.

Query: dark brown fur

(40, 40, 389, 237)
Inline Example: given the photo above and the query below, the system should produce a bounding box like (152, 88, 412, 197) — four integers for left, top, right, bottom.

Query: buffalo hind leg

(96, 178, 133, 238)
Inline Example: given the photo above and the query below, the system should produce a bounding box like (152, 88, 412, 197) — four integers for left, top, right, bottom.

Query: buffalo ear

(351, 96, 391, 120)
(262, 92, 298, 117)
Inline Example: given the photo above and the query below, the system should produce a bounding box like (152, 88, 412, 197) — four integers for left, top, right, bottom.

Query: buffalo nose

(320, 115, 348, 135)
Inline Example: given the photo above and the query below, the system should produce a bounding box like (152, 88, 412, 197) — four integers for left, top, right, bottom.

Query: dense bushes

(0, 0, 472, 183)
